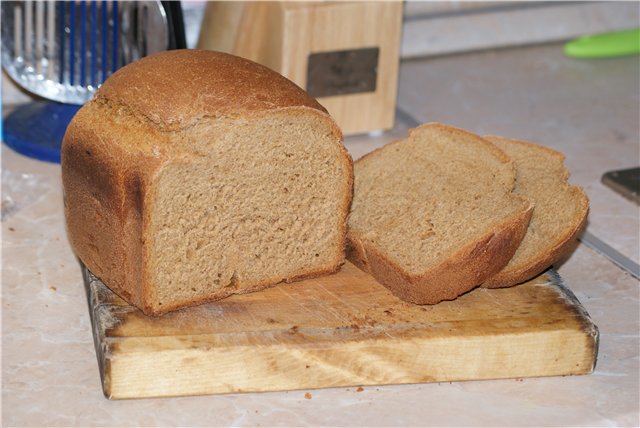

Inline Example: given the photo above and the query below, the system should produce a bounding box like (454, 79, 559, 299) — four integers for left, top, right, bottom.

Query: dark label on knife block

(306, 47, 379, 98)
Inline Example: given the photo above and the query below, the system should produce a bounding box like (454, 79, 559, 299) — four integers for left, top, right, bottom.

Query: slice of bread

(347, 123, 534, 305)
(62, 50, 353, 315)
(482, 136, 589, 288)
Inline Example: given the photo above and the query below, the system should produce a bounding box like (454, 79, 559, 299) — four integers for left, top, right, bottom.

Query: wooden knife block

(198, 1, 404, 135)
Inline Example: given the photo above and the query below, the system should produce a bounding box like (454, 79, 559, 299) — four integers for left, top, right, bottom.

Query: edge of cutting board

(83, 262, 599, 399)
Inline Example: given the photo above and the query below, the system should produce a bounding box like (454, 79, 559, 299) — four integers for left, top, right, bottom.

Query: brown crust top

(95, 49, 329, 131)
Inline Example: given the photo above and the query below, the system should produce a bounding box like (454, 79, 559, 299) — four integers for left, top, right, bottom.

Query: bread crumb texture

(149, 112, 351, 310)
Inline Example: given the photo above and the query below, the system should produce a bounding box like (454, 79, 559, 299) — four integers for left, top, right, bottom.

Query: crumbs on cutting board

(288, 325, 299, 334)
(304, 392, 312, 399)
(349, 315, 378, 327)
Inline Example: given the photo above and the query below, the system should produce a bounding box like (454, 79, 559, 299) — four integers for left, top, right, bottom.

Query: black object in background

(602, 167, 640, 204)
(162, 1, 187, 50)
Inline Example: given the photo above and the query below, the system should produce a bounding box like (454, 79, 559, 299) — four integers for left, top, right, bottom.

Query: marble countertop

(2, 43, 639, 426)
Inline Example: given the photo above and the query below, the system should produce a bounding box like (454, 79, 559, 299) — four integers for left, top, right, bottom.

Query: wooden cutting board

(84, 262, 598, 400)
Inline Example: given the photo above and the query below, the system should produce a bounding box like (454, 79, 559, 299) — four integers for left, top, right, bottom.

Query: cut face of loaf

(62, 50, 353, 315)
(150, 112, 351, 310)
(347, 123, 534, 305)
(482, 136, 589, 288)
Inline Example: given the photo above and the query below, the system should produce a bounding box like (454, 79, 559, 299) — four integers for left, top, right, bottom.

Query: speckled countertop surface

(2, 43, 639, 426)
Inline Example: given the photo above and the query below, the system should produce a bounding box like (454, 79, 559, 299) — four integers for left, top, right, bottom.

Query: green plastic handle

(564, 28, 640, 58)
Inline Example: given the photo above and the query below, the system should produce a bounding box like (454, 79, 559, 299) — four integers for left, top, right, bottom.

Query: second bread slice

(481, 136, 589, 288)
(347, 123, 534, 305)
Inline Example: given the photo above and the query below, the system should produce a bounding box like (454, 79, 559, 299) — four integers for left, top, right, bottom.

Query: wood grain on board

(85, 262, 598, 399)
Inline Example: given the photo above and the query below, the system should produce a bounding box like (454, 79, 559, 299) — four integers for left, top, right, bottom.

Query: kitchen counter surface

(2, 43, 639, 427)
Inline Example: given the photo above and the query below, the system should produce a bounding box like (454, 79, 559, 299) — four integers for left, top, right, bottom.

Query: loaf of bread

(62, 49, 353, 316)
(482, 135, 589, 288)
(347, 123, 534, 305)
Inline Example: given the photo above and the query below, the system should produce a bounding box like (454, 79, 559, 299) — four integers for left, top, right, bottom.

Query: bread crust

(62, 49, 353, 316)
(95, 49, 330, 131)
(62, 102, 165, 310)
(481, 136, 589, 288)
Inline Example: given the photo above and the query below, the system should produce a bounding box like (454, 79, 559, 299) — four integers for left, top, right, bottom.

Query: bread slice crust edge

(347, 200, 533, 304)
